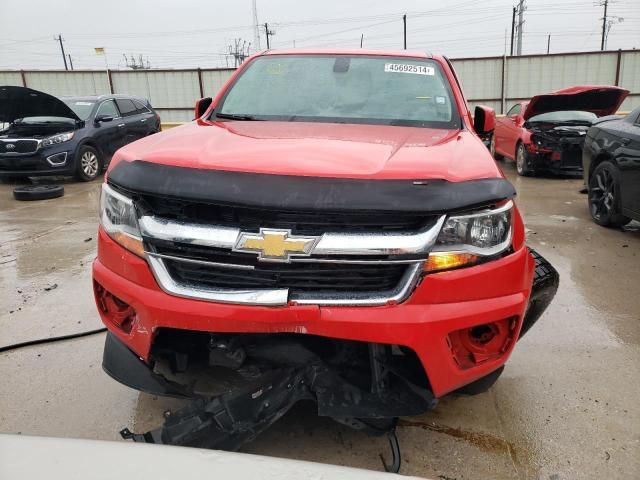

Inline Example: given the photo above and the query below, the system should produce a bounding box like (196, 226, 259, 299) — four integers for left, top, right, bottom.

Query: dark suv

(0, 86, 161, 181)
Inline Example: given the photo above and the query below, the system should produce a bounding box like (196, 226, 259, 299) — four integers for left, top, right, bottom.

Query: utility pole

(600, 0, 608, 50)
(55, 34, 68, 70)
(252, 0, 261, 51)
(510, 6, 516, 56)
(68, 54, 74, 70)
(516, 0, 526, 56)
(547, 34, 551, 54)
(360, 33, 364, 48)
(403, 15, 407, 50)
(264, 23, 275, 49)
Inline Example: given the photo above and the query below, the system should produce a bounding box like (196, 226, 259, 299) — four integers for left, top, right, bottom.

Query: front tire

(588, 161, 630, 227)
(515, 142, 532, 176)
(75, 146, 102, 182)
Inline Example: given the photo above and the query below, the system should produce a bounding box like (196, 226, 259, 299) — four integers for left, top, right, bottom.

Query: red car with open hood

(492, 85, 629, 176)
(92, 49, 559, 459)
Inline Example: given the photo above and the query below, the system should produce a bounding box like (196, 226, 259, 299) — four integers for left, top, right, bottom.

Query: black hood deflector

(108, 160, 516, 214)
(0, 85, 80, 124)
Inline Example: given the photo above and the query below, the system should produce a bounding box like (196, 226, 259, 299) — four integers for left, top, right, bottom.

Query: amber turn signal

(111, 231, 146, 258)
(424, 252, 479, 273)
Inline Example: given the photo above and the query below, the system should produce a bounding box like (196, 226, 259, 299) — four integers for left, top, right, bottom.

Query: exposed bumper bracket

(112, 336, 435, 469)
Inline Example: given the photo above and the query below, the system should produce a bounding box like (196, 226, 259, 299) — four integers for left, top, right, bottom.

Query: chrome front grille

(138, 212, 445, 306)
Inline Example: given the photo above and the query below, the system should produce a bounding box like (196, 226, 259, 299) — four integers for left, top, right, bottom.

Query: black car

(583, 106, 640, 227)
(0, 86, 161, 182)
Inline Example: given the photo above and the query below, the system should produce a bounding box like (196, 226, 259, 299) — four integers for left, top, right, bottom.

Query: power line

(294, 19, 397, 44)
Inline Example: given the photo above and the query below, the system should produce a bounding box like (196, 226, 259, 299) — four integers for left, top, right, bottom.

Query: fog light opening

(94, 281, 136, 334)
(447, 317, 518, 369)
(46, 152, 68, 166)
(469, 324, 498, 345)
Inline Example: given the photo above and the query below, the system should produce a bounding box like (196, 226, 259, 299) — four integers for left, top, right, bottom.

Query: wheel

(588, 161, 631, 227)
(515, 142, 532, 176)
(75, 146, 102, 182)
(13, 184, 64, 201)
(490, 134, 502, 160)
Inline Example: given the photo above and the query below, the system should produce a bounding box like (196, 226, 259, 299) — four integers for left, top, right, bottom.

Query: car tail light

(94, 282, 136, 334)
(447, 317, 518, 369)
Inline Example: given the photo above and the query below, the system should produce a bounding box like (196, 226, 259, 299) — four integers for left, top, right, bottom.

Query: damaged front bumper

(523, 150, 584, 175)
(101, 248, 558, 457)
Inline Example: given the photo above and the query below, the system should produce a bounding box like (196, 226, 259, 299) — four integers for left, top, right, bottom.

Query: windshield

(528, 110, 597, 123)
(63, 100, 96, 120)
(216, 55, 459, 128)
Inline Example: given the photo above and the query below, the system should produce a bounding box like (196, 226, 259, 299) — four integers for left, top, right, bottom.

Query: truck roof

(261, 48, 434, 59)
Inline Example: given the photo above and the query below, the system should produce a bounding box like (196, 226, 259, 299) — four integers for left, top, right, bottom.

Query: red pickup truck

(93, 49, 558, 456)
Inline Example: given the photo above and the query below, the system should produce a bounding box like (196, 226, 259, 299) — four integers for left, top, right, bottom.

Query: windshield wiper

(214, 112, 262, 121)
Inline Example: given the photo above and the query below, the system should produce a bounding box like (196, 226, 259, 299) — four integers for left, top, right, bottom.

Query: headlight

(426, 201, 513, 272)
(100, 183, 145, 257)
(41, 131, 75, 148)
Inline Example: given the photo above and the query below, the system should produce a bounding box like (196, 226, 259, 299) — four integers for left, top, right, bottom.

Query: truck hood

(0, 85, 80, 124)
(115, 120, 501, 181)
(523, 85, 629, 120)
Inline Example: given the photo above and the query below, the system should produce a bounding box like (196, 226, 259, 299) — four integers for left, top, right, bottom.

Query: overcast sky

(1, 0, 638, 70)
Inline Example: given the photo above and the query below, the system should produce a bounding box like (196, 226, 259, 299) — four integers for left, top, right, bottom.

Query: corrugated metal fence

(455, 49, 640, 114)
(2, 49, 639, 122)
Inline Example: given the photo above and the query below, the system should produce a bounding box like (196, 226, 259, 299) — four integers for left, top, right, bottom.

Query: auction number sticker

(384, 63, 434, 75)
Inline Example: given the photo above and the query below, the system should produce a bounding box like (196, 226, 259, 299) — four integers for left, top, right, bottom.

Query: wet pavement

(1, 163, 639, 479)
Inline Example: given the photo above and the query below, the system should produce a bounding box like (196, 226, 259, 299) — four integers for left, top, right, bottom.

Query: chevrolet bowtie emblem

(234, 228, 318, 262)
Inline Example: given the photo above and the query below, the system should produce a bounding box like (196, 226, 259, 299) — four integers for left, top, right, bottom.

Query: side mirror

(195, 97, 213, 119)
(474, 105, 496, 135)
(95, 114, 114, 123)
